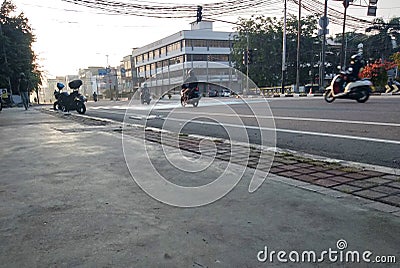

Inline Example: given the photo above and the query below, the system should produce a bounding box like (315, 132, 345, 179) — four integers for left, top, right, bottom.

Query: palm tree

(365, 17, 400, 61)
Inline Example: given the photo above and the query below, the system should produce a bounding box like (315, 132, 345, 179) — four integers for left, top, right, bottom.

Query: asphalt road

(83, 95, 400, 168)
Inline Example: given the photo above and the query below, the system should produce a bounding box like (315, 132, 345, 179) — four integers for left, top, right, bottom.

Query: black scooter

(180, 87, 201, 107)
(140, 90, 151, 105)
(93, 92, 98, 102)
(53, 80, 87, 114)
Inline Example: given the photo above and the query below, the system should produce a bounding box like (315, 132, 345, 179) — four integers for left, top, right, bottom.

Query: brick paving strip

(144, 129, 400, 209)
(42, 109, 400, 209)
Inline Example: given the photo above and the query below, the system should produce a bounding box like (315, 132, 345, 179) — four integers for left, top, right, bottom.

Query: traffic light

(367, 0, 378, 16)
(242, 50, 248, 65)
(342, 0, 354, 8)
(196, 6, 202, 23)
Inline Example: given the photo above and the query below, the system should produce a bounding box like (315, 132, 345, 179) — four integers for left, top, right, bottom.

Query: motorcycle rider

(346, 53, 364, 82)
(181, 69, 198, 102)
(140, 83, 150, 103)
(340, 52, 365, 92)
(93, 91, 98, 102)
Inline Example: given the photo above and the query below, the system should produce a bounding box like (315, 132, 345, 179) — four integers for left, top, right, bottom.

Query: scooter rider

(346, 53, 365, 82)
(181, 69, 198, 101)
(93, 91, 98, 102)
(339, 52, 365, 92)
(140, 83, 150, 102)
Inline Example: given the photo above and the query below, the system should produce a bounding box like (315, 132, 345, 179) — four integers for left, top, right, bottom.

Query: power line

(290, 0, 375, 31)
(59, 0, 275, 19)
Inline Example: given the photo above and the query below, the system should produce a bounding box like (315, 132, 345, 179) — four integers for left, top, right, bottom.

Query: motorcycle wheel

(324, 91, 335, 103)
(76, 102, 86, 114)
(53, 101, 60, 111)
(192, 100, 199, 107)
(356, 89, 369, 103)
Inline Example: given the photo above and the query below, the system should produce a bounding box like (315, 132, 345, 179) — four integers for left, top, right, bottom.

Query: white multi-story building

(132, 21, 238, 97)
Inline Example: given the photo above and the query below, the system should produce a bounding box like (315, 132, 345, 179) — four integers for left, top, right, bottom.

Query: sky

(8, 0, 400, 77)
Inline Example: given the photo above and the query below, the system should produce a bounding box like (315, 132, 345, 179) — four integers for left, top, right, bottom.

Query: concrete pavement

(0, 107, 399, 267)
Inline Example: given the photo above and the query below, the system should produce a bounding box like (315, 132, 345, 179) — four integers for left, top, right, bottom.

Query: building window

(136, 55, 142, 64)
(208, 40, 230, 48)
(207, 54, 229, 61)
(190, 54, 208, 61)
(184, 39, 230, 49)
(168, 55, 184, 65)
(162, 59, 169, 68)
(161, 46, 167, 56)
(150, 63, 156, 74)
(167, 41, 181, 53)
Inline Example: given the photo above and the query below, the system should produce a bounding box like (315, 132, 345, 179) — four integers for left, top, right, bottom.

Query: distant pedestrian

(18, 72, 29, 110)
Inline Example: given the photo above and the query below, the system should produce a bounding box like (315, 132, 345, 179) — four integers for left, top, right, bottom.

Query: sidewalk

(1, 107, 399, 267)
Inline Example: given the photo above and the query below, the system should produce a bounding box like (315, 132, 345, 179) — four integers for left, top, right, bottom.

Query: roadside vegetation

(0, 0, 41, 100)
(232, 15, 400, 90)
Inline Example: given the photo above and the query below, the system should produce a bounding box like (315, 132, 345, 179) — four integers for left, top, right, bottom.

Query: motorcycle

(140, 90, 151, 105)
(180, 86, 201, 107)
(0, 89, 11, 110)
(53, 80, 87, 114)
(324, 72, 372, 103)
(93, 92, 98, 102)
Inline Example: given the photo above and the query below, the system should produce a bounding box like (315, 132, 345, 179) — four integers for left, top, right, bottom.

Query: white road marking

(87, 100, 400, 144)
(158, 110, 400, 128)
(160, 117, 400, 145)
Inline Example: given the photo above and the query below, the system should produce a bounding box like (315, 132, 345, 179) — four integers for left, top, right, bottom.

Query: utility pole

(246, 31, 249, 96)
(340, 0, 350, 68)
(281, 0, 287, 94)
(320, 0, 328, 89)
(296, 0, 302, 93)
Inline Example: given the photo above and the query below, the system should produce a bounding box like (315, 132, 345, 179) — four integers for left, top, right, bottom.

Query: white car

(221, 90, 231, 97)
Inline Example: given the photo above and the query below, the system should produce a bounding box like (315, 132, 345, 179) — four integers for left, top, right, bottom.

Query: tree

(390, 51, 400, 66)
(0, 0, 41, 99)
(231, 14, 400, 89)
(231, 14, 318, 88)
(364, 17, 400, 61)
(360, 59, 396, 91)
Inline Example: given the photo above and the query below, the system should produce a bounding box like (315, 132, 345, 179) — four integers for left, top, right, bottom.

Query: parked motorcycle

(324, 72, 372, 103)
(180, 86, 201, 107)
(53, 80, 87, 114)
(0, 89, 11, 111)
